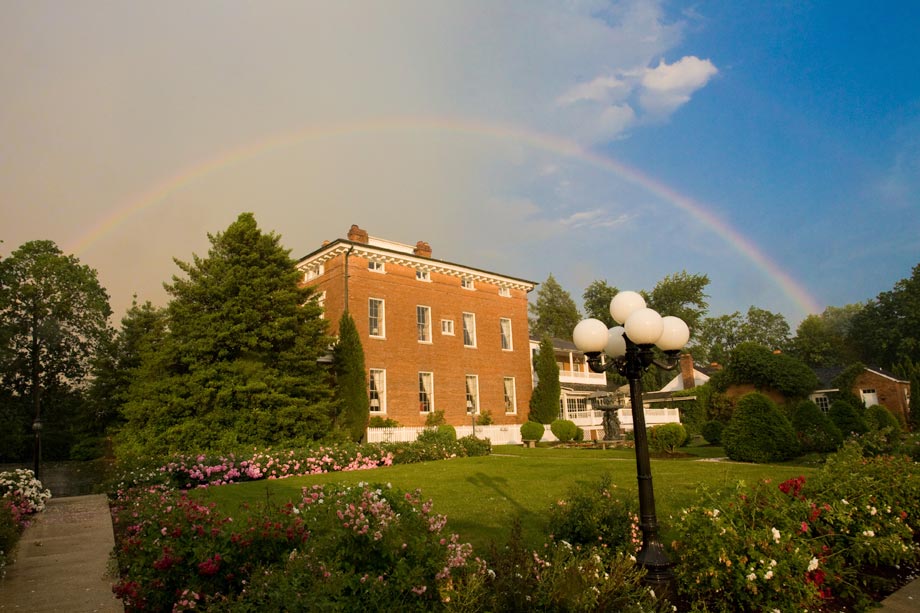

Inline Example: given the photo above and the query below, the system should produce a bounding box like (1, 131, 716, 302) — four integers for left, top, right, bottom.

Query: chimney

(680, 353, 696, 390)
(347, 224, 369, 243)
(413, 240, 432, 258)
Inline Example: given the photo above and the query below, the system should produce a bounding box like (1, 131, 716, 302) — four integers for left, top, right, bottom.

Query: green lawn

(196, 445, 817, 552)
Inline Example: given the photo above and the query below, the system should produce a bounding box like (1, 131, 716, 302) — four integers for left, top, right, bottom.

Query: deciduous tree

(582, 280, 619, 328)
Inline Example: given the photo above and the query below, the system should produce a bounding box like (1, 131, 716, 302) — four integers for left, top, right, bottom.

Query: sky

(2, 0, 918, 330)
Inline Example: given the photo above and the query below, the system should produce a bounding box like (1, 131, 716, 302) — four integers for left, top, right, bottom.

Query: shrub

(0, 469, 52, 517)
(722, 392, 799, 463)
(368, 416, 400, 428)
(574, 427, 585, 442)
(424, 410, 446, 427)
(520, 421, 544, 442)
(0, 501, 21, 578)
(457, 435, 491, 457)
(865, 404, 901, 436)
(701, 420, 724, 445)
(789, 400, 843, 453)
(475, 411, 493, 426)
(546, 474, 640, 555)
(648, 423, 687, 454)
(828, 398, 869, 437)
(437, 424, 457, 440)
(416, 427, 456, 446)
(550, 419, 578, 443)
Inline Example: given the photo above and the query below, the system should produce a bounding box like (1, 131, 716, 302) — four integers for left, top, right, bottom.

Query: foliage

(644, 270, 710, 335)
(710, 341, 819, 399)
(117, 213, 334, 457)
(332, 311, 369, 442)
(550, 419, 578, 443)
(791, 304, 862, 368)
(520, 421, 545, 442)
(546, 473, 640, 555)
(911, 369, 920, 430)
(529, 337, 560, 424)
(739, 306, 791, 351)
(368, 416, 400, 428)
(693, 307, 792, 366)
(865, 404, 901, 435)
(673, 440, 920, 612)
(648, 423, 687, 454)
(0, 500, 20, 577)
(701, 420, 724, 445)
(0, 240, 113, 461)
(528, 273, 580, 341)
(457, 435, 492, 457)
(722, 392, 800, 463)
(425, 410, 446, 427)
(581, 280, 619, 328)
(848, 262, 920, 370)
(475, 410, 493, 426)
(789, 400, 843, 453)
(827, 398, 869, 437)
(0, 468, 52, 517)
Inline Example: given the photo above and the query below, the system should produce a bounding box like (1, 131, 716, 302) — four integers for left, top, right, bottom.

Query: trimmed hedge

(701, 420, 724, 445)
(722, 392, 799, 463)
(789, 400, 842, 453)
(550, 419, 578, 443)
(648, 423, 687, 454)
(520, 421, 545, 442)
(828, 399, 869, 437)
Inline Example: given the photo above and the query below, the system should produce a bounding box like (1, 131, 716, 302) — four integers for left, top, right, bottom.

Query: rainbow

(66, 116, 821, 315)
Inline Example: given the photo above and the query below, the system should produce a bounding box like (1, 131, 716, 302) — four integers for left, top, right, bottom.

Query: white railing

(616, 408, 681, 429)
(558, 371, 608, 385)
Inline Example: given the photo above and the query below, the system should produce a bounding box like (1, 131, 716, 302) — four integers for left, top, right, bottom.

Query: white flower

(770, 559, 777, 567)
(771, 527, 781, 543)
(863, 530, 875, 537)
(808, 557, 820, 572)
(747, 573, 757, 581)
(764, 570, 774, 580)
(841, 498, 849, 505)
(870, 506, 878, 516)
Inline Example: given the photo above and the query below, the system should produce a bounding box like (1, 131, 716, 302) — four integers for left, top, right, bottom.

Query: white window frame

(500, 318, 513, 351)
(369, 369, 386, 413)
(304, 263, 325, 282)
(503, 377, 517, 414)
(416, 269, 431, 282)
(462, 312, 477, 347)
(498, 287, 511, 297)
(814, 395, 830, 413)
(317, 291, 326, 319)
(461, 277, 475, 290)
(368, 298, 385, 338)
(465, 375, 479, 414)
(419, 372, 434, 413)
(417, 305, 432, 343)
(368, 260, 385, 273)
(441, 319, 454, 335)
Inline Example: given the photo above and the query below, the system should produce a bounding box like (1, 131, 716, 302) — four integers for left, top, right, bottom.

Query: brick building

(810, 366, 911, 423)
(298, 225, 536, 428)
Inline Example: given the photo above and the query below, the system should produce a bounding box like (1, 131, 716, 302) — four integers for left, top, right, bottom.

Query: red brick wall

(308, 251, 533, 427)
(852, 371, 910, 423)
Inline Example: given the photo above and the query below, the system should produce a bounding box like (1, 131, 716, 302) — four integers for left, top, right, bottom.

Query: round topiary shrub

(865, 404, 901, 435)
(827, 399, 869, 437)
(550, 419, 578, 442)
(520, 421, 544, 443)
(701, 420, 724, 445)
(722, 392, 800, 463)
(789, 400, 842, 453)
(437, 424, 457, 440)
(648, 423, 687, 454)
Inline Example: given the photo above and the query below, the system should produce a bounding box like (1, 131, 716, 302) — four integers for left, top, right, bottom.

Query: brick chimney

(680, 353, 696, 390)
(413, 240, 432, 258)
(347, 224, 369, 243)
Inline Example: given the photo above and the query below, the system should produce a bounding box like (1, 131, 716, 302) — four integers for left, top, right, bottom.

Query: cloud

(639, 56, 719, 116)
(559, 209, 634, 229)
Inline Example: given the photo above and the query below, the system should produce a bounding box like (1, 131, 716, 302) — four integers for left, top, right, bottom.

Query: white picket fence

(366, 408, 681, 444)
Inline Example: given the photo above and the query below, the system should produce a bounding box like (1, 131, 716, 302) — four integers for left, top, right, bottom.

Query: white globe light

(624, 308, 664, 345)
(656, 316, 690, 351)
(605, 326, 626, 358)
(572, 318, 608, 353)
(610, 291, 646, 324)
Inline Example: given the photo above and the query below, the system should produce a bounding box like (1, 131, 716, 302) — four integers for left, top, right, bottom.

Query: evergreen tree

(332, 311, 369, 442)
(789, 400, 842, 453)
(118, 213, 334, 456)
(827, 398, 869, 438)
(529, 274, 580, 340)
(529, 336, 561, 424)
(0, 240, 112, 461)
(582, 280, 619, 328)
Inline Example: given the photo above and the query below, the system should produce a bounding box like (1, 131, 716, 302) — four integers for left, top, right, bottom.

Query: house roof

(813, 365, 909, 390)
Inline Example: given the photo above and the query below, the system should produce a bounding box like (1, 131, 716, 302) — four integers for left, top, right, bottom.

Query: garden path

(0, 494, 122, 612)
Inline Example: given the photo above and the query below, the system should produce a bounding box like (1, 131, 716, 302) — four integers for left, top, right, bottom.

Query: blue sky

(2, 1, 918, 329)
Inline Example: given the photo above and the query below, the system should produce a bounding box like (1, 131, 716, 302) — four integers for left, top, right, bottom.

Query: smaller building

(810, 366, 911, 423)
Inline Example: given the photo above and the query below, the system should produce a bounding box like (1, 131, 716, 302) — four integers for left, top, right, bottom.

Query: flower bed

(1, 469, 52, 576)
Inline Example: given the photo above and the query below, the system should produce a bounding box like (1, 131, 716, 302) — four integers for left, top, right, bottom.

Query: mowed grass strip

(196, 445, 816, 552)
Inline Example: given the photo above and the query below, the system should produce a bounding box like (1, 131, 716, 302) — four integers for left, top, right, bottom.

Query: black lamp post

(572, 291, 690, 599)
(32, 417, 44, 482)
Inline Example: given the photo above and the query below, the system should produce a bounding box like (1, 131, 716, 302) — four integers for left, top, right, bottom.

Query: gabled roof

(813, 365, 909, 390)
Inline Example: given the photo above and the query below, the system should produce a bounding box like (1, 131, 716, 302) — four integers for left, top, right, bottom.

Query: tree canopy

(710, 341, 818, 399)
(692, 306, 791, 365)
(0, 240, 112, 460)
(529, 336, 561, 424)
(529, 274, 580, 340)
(644, 270, 710, 334)
(117, 213, 334, 456)
(582, 280, 619, 328)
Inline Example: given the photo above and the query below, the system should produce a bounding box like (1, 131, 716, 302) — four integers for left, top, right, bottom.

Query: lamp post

(572, 291, 690, 598)
(32, 417, 44, 482)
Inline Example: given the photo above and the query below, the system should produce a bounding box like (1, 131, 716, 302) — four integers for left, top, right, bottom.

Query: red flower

(197, 554, 222, 576)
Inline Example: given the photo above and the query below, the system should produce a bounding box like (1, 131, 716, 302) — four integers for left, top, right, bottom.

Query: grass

(195, 445, 818, 553)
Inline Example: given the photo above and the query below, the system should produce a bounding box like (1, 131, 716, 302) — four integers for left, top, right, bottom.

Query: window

(417, 305, 431, 342)
(463, 312, 476, 347)
(316, 291, 326, 319)
(814, 395, 830, 413)
(465, 375, 479, 414)
(368, 260, 385, 273)
(369, 369, 386, 413)
(461, 277, 474, 290)
(441, 319, 454, 335)
(503, 377, 517, 413)
(419, 372, 433, 412)
(368, 298, 385, 338)
(304, 263, 324, 281)
(498, 287, 511, 297)
(500, 318, 512, 350)
(416, 269, 430, 282)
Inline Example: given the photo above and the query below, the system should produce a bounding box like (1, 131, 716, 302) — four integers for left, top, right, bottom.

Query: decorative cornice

(297, 240, 536, 292)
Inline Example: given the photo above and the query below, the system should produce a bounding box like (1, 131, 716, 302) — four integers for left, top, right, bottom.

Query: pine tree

(529, 274, 580, 340)
(118, 213, 334, 456)
(332, 311, 369, 442)
(529, 337, 561, 424)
